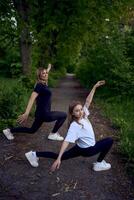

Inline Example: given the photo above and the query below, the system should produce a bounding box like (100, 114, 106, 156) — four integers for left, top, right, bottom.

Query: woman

(3, 64, 67, 141)
(25, 80, 113, 171)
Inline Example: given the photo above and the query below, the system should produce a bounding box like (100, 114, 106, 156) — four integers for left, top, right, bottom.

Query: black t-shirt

(34, 83, 52, 116)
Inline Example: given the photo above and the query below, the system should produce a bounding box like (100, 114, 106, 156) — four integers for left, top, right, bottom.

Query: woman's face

(72, 104, 84, 119)
(40, 69, 48, 82)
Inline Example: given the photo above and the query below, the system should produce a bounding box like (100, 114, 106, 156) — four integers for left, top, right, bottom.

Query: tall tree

(12, 0, 31, 75)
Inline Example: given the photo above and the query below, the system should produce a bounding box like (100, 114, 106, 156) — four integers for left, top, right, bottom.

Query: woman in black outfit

(3, 64, 67, 141)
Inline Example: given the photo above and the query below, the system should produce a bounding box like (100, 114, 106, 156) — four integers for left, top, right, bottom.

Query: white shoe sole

(93, 166, 111, 171)
(25, 153, 39, 167)
(3, 130, 14, 140)
(48, 137, 64, 141)
(48, 135, 64, 141)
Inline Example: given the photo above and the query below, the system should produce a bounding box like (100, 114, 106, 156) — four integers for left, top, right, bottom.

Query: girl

(3, 64, 67, 141)
(25, 80, 113, 171)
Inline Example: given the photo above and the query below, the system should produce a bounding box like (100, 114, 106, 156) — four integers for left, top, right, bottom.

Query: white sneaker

(93, 160, 111, 171)
(25, 151, 39, 167)
(3, 128, 14, 140)
(48, 132, 64, 141)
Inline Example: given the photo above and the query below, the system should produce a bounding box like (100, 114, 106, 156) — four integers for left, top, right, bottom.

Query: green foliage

(0, 79, 28, 131)
(125, 30, 134, 66)
(10, 62, 22, 77)
(19, 75, 35, 89)
(0, 46, 21, 77)
(31, 0, 87, 70)
(97, 96, 134, 161)
(48, 68, 66, 87)
(0, 0, 21, 77)
(66, 65, 75, 73)
(75, 1, 134, 97)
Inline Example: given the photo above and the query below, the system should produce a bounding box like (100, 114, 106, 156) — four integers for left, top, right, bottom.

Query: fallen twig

(52, 192, 60, 197)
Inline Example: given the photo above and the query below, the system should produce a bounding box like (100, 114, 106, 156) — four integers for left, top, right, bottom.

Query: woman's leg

(81, 137, 113, 162)
(10, 117, 44, 134)
(43, 111, 67, 133)
(36, 145, 82, 160)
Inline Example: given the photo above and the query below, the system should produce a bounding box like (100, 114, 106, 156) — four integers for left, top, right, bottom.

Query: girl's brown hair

(68, 101, 84, 128)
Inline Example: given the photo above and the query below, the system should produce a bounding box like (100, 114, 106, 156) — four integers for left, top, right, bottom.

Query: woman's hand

(17, 92, 38, 125)
(94, 80, 105, 88)
(17, 113, 29, 125)
(47, 63, 52, 73)
(51, 159, 61, 172)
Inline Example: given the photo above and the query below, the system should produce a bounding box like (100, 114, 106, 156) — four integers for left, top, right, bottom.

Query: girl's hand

(17, 113, 28, 124)
(51, 159, 61, 172)
(94, 80, 105, 88)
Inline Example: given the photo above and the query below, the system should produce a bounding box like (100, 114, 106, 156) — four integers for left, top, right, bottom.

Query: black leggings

(11, 111, 67, 134)
(36, 137, 113, 162)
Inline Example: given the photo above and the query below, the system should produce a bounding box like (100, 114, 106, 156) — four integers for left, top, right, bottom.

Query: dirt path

(0, 74, 134, 200)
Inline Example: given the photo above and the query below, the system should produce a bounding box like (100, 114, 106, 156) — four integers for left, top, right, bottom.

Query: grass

(0, 76, 19, 87)
(96, 95, 134, 164)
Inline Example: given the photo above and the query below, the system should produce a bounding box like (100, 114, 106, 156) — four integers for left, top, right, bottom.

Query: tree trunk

(12, 0, 31, 75)
(20, 27, 31, 75)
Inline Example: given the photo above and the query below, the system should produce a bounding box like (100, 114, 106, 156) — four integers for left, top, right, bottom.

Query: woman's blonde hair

(36, 67, 47, 84)
(68, 101, 84, 128)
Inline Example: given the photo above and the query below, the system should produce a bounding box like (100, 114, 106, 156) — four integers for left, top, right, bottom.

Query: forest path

(0, 74, 134, 200)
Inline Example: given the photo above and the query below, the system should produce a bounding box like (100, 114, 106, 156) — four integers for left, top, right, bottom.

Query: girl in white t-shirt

(25, 80, 113, 171)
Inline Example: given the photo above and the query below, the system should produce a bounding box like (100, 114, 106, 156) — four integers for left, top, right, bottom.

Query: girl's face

(72, 104, 84, 119)
(40, 69, 48, 82)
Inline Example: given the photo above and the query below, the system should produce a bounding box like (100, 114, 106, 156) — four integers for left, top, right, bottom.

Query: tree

(12, 0, 32, 75)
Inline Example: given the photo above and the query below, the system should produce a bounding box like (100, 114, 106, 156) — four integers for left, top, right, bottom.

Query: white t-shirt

(64, 105, 96, 148)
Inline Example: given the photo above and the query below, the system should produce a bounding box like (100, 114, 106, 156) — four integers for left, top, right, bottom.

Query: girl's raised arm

(84, 80, 105, 109)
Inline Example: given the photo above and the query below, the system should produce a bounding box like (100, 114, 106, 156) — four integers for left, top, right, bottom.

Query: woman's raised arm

(47, 63, 52, 73)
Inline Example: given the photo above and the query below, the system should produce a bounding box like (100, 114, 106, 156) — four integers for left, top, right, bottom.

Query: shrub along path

(0, 74, 134, 200)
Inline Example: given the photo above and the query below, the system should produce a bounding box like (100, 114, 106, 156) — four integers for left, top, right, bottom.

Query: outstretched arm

(84, 80, 105, 109)
(17, 91, 38, 124)
(51, 141, 69, 171)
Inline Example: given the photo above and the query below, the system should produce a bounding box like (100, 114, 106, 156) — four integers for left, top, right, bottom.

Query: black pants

(36, 137, 113, 162)
(11, 111, 67, 134)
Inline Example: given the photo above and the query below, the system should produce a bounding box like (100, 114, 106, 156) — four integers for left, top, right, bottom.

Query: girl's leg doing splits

(36, 145, 81, 160)
(36, 137, 113, 161)
(81, 137, 113, 162)
(26, 138, 113, 169)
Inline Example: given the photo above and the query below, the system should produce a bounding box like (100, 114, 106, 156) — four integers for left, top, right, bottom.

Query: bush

(48, 68, 66, 87)
(66, 65, 75, 73)
(10, 62, 22, 77)
(0, 81, 28, 131)
(97, 96, 134, 162)
(19, 75, 35, 89)
(76, 26, 134, 97)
